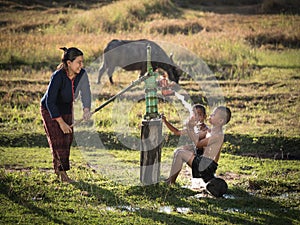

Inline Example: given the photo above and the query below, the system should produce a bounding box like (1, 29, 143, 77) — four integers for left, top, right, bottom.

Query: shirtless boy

(165, 106, 231, 185)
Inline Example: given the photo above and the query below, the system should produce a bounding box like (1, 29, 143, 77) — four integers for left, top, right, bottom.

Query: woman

(41, 47, 91, 182)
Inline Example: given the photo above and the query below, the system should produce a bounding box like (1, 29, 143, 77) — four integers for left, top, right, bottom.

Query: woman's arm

(78, 70, 91, 110)
(80, 71, 92, 121)
(45, 72, 62, 119)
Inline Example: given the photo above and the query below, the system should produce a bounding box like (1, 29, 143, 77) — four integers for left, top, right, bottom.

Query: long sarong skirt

(41, 106, 73, 172)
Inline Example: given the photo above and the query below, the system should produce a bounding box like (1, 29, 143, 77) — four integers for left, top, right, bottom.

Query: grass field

(0, 0, 300, 224)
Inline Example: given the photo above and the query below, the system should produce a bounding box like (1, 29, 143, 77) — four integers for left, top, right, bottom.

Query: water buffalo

(96, 39, 183, 84)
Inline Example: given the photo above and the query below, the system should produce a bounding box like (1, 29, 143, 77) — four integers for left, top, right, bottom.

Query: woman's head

(57, 47, 84, 71)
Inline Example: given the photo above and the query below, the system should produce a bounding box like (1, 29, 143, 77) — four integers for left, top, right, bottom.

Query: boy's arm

(186, 128, 209, 148)
(192, 133, 223, 151)
(187, 128, 207, 143)
(161, 114, 182, 136)
(185, 118, 207, 144)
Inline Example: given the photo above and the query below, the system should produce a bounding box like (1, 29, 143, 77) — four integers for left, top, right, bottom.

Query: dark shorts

(195, 147, 204, 156)
(192, 155, 218, 183)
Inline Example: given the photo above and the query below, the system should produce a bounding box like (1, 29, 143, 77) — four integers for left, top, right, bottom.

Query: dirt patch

(0, 79, 48, 87)
(0, 0, 105, 11)
(224, 134, 300, 160)
(180, 166, 247, 184)
(176, 0, 300, 14)
(218, 171, 249, 182)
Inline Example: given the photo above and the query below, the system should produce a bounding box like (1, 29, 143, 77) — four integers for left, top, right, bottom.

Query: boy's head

(210, 106, 231, 126)
(192, 104, 207, 122)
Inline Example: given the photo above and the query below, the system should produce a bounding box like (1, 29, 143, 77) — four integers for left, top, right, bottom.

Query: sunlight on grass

(0, 1, 299, 224)
(256, 49, 300, 68)
(1, 147, 299, 224)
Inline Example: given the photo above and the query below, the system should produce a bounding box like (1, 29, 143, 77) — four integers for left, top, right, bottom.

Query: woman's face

(68, 55, 84, 75)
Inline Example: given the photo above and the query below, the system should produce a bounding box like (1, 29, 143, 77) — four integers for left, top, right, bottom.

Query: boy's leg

(182, 144, 195, 153)
(166, 148, 195, 184)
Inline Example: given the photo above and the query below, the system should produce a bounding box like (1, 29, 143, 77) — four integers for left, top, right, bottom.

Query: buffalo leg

(107, 67, 115, 84)
(97, 65, 107, 84)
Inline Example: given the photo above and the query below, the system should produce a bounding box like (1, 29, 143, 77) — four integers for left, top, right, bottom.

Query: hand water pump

(140, 45, 163, 185)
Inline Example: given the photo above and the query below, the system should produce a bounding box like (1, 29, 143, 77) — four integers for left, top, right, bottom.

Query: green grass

(0, 147, 299, 224)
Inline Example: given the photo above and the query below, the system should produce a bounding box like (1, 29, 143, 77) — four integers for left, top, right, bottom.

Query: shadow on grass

(0, 172, 68, 224)
(1, 165, 299, 224)
(71, 179, 128, 207)
(75, 181, 299, 225)
(174, 0, 300, 15)
(224, 133, 300, 160)
(71, 180, 203, 224)
(70, 175, 299, 224)
(117, 182, 299, 224)
(1, 131, 299, 160)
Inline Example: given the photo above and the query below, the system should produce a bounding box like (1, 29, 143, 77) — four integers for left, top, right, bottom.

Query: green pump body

(144, 45, 159, 120)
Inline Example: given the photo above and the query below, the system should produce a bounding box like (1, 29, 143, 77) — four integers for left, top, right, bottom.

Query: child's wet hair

(193, 104, 206, 116)
(216, 106, 231, 124)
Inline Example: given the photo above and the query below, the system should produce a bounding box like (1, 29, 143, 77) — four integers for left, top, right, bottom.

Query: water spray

(174, 92, 193, 115)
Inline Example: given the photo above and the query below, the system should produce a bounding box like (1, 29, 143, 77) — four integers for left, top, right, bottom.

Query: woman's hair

(57, 47, 83, 70)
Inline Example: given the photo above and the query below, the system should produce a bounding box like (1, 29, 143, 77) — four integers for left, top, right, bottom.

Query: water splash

(159, 206, 173, 214)
(105, 205, 192, 214)
(223, 194, 236, 199)
(176, 207, 191, 214)
(174, 92, 193, 115)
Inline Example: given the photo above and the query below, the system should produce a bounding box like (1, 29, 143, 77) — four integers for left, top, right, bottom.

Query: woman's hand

(83, 108, 92, 121)
(56, 117, 72, 134)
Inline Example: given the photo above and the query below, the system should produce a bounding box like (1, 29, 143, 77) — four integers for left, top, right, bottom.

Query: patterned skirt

(40, 106, 73, 172)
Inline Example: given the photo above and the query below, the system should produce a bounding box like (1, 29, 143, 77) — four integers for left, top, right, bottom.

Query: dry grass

(0, 0, 299, 139)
